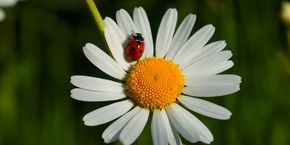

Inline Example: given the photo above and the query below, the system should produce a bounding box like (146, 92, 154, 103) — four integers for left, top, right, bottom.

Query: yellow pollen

(126, 57, 184, 111)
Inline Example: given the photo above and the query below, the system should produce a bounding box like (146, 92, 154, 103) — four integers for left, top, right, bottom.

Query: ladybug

(125, 33, 145, 61)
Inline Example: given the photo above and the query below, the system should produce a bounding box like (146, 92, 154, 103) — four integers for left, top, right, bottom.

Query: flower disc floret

(126, 57, 184, 110)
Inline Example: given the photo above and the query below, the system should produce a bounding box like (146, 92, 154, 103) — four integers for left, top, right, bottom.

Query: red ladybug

(125, 33, 145, 61)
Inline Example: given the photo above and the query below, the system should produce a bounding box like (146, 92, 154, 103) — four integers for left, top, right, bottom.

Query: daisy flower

(0, 0, 17, 21)
(71, 7, 241, 145)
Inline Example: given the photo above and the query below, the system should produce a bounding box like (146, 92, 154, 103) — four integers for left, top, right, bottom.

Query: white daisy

(0, 0, 17, 21)
(71, 7, 241, 145)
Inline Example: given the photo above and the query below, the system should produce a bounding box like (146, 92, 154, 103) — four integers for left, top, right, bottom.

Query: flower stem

(86, 0, 105, 34)
(86, 0, 113, 55)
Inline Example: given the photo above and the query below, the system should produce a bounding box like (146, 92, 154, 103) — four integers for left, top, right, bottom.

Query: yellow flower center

(126, 57, 184, 110)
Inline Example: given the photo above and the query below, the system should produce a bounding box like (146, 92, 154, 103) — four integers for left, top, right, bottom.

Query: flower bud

(281, 1, 290, 27)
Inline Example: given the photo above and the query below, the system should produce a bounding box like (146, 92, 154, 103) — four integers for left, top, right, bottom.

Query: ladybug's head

(133, 33, 144, 44)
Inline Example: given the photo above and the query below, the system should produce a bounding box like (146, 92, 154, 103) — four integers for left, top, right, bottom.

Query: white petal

(178, 95, 232, 120)
(168, 121, 183, 145)
(166, 104, 213, 144)
(83, 100, 133, 126)
(83, 43, 126, 80)
(179, 41, 227, 70)
(119, 109, 149, 145)
(116, 9, 137, 36)
(102, 106, 142, 143)
(104, 17, 127, 47)
(191, 41, 226, 61)
(0, 9, 4, 21)
(165, 14, 196, 60)
(133, 7, 154, 58)
(151, 109, 169, 145)
(185, 74, 241, 85)
(183, 75, 241, 97)
(173, 24, 215, 66)
(155, 8, 177, 58)
(70, 88, 126, 102)
(165, 104, 199, 143)
(70, 75, 123, 92)
(105, 25, 131, 70)
(182, 51, 233, 78)
(186, 61, 234, 78)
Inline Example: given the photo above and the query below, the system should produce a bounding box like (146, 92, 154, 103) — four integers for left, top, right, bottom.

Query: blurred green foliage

(1, 0, 290, 145)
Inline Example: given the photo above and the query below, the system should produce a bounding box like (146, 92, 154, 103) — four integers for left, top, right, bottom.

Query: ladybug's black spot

(131, 47, 136, 51)
(139, 50, 143, 53)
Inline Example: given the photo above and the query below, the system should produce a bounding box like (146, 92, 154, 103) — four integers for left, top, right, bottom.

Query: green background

(1, 0, 290, 145)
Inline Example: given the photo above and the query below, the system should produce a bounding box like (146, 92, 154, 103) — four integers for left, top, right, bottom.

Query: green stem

(86, 0, 113, 55)
(86, 0, 105, 34)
